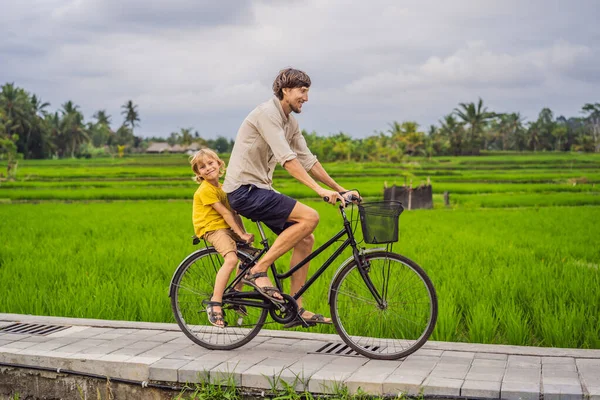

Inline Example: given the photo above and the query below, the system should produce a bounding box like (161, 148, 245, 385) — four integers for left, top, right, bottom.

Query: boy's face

(282, 86, 309, 114)
(197, 158, 220, 181)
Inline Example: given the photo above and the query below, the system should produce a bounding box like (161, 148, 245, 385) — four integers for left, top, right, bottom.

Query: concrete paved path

(1, 313, 599, 399)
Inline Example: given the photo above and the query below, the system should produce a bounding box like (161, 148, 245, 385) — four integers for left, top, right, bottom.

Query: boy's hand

(240, 232, 254, 244)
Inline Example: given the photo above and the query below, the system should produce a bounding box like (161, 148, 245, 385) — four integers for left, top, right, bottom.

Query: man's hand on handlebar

(320, 189, 362, 207)
(319, 189, 346, 206)
(343, 190, 361, 203)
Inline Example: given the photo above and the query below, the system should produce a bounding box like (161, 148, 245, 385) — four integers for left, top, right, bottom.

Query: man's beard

(290, 102, 302, 113)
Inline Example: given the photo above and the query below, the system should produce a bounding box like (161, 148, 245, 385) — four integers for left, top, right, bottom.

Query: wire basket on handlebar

(357, 201, 404, 244)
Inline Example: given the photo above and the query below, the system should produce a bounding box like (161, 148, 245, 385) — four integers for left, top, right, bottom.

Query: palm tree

(45, 112, 62, 157)
(121, 100, 140, 135)
(526, 121, 541, 152)
(536, 108, 556, 150)
(115, 124, 134, 147)
(0, 108, 18, 176)
(23, 94, 51, 158)
(581, 103, 600, 152)
(331, 132, 353, 162)
(388, 121, 426, 156)
(454, 98, 494, 154)
(494, 113, 525, 151)
(0, 83, 30, 138)
(439, 114, 464, 156)
(60, 101, 88, 158)
(93, 110, 112, 127)
(551, 124, 568, 151)
(180, 127, 194, 146)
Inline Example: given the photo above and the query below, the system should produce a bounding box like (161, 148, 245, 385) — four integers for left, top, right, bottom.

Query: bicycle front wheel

(170, 247, 268, 350)
(330, 251, 437, 360)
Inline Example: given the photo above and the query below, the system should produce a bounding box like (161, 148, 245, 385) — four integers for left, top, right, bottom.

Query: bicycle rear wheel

(170, 247, 268, 350)
(330, 251, 437, 360)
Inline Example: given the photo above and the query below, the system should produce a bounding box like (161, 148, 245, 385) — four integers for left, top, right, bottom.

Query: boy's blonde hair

(189, 148, 226, 184)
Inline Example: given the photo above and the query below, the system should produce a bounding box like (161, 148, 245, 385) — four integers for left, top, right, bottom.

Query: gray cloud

(1, 0, 599, 139)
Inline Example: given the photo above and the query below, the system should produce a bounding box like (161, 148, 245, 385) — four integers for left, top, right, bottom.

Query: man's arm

(309, 162, 346, 192)
(309, 162, 361, 201)
(283, 158, 345, 205)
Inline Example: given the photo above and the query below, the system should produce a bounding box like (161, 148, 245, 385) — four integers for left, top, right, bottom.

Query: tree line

(1, 82, 599, 169)
(304, 99, 600, 163)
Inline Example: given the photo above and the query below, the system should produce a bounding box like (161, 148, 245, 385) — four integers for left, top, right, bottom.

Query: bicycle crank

(268, 293, 298, 324)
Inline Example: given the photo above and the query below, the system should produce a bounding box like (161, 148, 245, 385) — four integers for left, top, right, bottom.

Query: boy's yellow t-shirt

(192, 180, 231, 238)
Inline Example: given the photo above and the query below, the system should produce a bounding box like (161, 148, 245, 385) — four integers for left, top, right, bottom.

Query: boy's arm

(233, 212, 247, 233)
(211, 202, 254, 243)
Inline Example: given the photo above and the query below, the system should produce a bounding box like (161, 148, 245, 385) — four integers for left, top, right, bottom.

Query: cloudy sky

(1, 0, 599, 139)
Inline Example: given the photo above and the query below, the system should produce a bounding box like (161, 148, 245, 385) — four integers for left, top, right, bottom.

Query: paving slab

(309, 356, 367, 394)
(501, 381, 541, 400)
(542, 383, 583, 400)
(461, 379, 501, 398)
(585, 385, 600, 400)
(1, 313, 599, 399)
(383, 373, 426, 397)
(465, 365, 505, 382)
(178, 351, 237, 383)
(148, 358, 189, 381)
(421, 376, 463, 397)
(240, 356, 298, 389)
(503, 366, 541, 383)
(208, 353, 267, 386)
(345, 359, 401, 395)
(279, 354, 334, 391)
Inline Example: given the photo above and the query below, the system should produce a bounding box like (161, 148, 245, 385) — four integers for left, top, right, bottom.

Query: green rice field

(1, 153, 599, 349)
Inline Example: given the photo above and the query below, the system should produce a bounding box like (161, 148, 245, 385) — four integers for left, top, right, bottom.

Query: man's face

(283, 86, 309, 114)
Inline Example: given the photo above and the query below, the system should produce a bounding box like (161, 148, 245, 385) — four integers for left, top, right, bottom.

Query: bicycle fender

(327, 247, 386, 305)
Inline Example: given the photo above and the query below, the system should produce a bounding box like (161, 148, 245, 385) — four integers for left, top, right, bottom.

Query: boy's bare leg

(233, 262, 244, 291)
(248, 202, 319, 299)
(211, 252, 238, 326)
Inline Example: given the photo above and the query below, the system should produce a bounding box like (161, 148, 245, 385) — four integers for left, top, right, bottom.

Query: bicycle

(169, 195, 437, 360)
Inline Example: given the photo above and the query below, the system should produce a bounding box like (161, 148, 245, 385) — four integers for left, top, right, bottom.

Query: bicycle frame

(225, 204, 385, 307)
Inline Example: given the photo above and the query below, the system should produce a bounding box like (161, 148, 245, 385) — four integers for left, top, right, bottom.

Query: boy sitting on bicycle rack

(190, 148, 254, 328)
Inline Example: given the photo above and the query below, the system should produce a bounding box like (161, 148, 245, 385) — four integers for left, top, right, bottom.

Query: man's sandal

(203, 300, 227, 328)
(283, 308, 332, 329)
(242, 271, 285, 304)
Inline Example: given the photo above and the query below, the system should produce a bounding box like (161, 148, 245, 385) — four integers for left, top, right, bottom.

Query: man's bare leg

(287, 233, 329, 321)
(289, 234, 314, 305)
(247, 202, 318, 300)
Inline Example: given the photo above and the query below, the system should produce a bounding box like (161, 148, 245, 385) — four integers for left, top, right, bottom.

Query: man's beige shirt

(222, 97, 318, 193)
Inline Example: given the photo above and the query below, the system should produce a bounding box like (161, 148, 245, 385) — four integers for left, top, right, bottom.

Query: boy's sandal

(226, 289, 248, 316)
(203, 300, 227, 328)
(242, 271, 285, 304)
(283, 308, 332, 328)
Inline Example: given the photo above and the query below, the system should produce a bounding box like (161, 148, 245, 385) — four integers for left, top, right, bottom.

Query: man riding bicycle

(223, 68, 358, 327)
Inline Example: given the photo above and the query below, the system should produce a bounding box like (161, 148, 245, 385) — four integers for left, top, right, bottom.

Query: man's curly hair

(272, 68, 311, 100)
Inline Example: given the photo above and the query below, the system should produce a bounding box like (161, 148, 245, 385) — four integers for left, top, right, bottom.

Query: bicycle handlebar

(322, 193, 361, 206)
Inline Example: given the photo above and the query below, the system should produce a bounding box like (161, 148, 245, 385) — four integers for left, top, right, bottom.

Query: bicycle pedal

(300, 319, 317, 328)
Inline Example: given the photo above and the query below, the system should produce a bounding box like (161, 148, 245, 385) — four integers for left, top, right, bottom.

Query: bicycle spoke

(172, 248, 268, 350)
(331, 252, 437, 360)
(332, 288, 380, 306)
